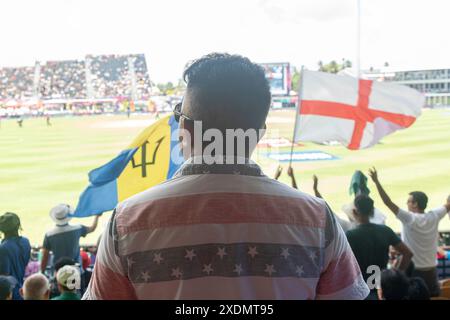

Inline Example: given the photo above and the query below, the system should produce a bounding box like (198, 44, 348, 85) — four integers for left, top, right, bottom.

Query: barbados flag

(72, 115, 182, 217)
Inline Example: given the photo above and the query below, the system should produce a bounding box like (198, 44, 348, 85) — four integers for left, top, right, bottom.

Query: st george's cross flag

(293, 70, 425, 149)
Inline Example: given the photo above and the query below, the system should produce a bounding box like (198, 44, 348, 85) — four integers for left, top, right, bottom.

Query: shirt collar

(173, 156, 265, 178)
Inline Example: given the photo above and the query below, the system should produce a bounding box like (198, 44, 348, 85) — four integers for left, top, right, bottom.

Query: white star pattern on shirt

(248, 246, 258, 258)
(309, 250, 317, 261)
(295, 265, 304, 277)
(141, 271, 151, 282)
(217, 247, 227, 259)
(233, 264, 243, 275)
(153, 252, 164, 264)
(202, 264, 214, 275)
(171, 267, 182, 279)
(280, 248, 290, 259)
(264, 264, 276, 276)
(185, 249, 196, 261)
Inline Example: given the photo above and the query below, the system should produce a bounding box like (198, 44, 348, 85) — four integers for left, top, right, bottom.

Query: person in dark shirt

(40, 204, 101, 274)
(345, 195, 413, 300)
(0, 212, 31, 300)
(378, 269, 410, 300)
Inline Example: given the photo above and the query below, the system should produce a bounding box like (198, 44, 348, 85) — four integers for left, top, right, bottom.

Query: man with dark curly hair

(84, 53, 369, 300)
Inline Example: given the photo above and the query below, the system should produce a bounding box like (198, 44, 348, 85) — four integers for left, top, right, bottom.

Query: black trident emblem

(131, 137, 165, 177)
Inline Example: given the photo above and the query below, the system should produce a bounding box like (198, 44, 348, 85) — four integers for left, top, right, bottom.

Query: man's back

(397, 207, 447, 269)
(0, 236, 31, 299)
(346, 223, 400, 282)
(84, 160, 369, 300)
(43, 224, 88, 264)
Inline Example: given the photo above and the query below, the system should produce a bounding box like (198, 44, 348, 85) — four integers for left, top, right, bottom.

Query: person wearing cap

(0, 212, 31, 300)
(52, 265, 81, 300)
(19, 273, 50, 300)
(0, 275, 16, 300)
(40, 204, 101, 274)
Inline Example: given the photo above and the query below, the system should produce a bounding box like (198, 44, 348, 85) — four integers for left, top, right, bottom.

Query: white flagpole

(289, 66, 305, 167)
(356, 0, 361, 79)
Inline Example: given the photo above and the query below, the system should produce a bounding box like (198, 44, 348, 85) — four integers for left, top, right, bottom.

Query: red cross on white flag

(294, 70, 424, 150)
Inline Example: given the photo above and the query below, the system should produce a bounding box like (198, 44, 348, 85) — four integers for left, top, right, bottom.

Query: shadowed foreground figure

(84, 53, 369, 300)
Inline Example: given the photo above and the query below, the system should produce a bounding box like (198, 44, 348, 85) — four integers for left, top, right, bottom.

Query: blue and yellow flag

(72, 115, 182, 217)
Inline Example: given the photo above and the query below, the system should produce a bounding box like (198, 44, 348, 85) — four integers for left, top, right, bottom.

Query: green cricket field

(0, 108, 449, 245)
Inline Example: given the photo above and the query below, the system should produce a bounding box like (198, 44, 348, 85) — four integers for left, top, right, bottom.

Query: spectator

(40, 204, 101, 274)
(369, 167, 450, 297)
(0, 276, 15, 300)
(49, 257, 77, 298)
(0, 212, 31, 300)
(20, 273, 50, 300)
(345, 195, 413, 300)
(313, 174, 357, 232)
(378, 269, 410, 300)
(273, 166, 298, 190)
(24, 248, 40, 278)
(407, 277, 430, 300)
(273, 165, 283, 181)
(84, 53, 369, 300)
(52, 265, 81, 300)
(287, 166, 298, 189)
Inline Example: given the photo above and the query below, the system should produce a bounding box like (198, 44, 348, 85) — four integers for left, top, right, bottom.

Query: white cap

(56, 265, 80, 290)
(49, 204, 73, 226)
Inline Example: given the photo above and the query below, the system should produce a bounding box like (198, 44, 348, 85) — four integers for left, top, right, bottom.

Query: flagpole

(356, 0, 361, 79)
(289, 65, 304, 167)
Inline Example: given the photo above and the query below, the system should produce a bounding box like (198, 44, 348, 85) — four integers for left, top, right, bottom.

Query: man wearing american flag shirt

(83, 53, 370, 300)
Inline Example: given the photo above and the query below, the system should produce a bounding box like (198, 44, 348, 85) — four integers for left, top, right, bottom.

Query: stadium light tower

(33, 61, 41, 99)
(128, 56, 138, 101)
(85, 56, 95, 99)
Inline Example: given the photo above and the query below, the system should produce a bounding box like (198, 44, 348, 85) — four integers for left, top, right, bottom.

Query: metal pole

(289, 66, 304, 167)
(356, 0, 361, 78)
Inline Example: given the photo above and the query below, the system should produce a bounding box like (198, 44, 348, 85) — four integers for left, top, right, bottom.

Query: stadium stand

(0, 53, 151, 101)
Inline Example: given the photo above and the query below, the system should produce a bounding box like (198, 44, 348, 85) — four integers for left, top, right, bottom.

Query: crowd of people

(0, 53, 151, 101)
(0, 205, 100, 300)
(1, 53, 449, 300)
(275, 166, 450, 300)
(0, 67, 35, 100)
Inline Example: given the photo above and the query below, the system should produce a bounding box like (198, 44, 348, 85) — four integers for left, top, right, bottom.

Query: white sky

(0, 0, 448, 83)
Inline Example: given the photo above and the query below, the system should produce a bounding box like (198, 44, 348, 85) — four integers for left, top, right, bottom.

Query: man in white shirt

(369, 167, 450, 297)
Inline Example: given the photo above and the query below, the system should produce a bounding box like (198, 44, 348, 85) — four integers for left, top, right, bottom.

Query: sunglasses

(173, 102, 193, 123)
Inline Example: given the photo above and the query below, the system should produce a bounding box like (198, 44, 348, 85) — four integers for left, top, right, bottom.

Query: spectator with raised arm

(345, 195, 413, 300)
(40, 204, 101, 274)
(369, 167, 450, 297)
(287, 166, 298, 190)
(313, 174, 356, 232)
(273, 165, 283, 181)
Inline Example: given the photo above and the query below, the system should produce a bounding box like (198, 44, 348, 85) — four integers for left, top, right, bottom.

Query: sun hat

(49, 204, 73, 226)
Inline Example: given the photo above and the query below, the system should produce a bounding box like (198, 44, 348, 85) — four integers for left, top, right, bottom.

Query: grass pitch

(0, 109, 449, 245)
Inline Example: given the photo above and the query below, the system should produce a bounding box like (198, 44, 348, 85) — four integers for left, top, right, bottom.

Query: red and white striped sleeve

(83, 211, 137, 300)
(316, 206, 370, 300)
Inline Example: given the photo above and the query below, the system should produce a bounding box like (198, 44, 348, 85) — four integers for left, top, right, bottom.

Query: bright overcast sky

(0, 0, 448, 83)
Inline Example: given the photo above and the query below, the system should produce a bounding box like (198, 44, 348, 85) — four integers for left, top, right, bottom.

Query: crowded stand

(0, 53, 152, 117)
(39, 60, 87, 99)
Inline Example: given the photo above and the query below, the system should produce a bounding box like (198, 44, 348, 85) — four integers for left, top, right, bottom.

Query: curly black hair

(182, 53, 271, 131)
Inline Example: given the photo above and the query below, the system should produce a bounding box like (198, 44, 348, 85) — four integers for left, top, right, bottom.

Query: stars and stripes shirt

(83, 157, 369, 300)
